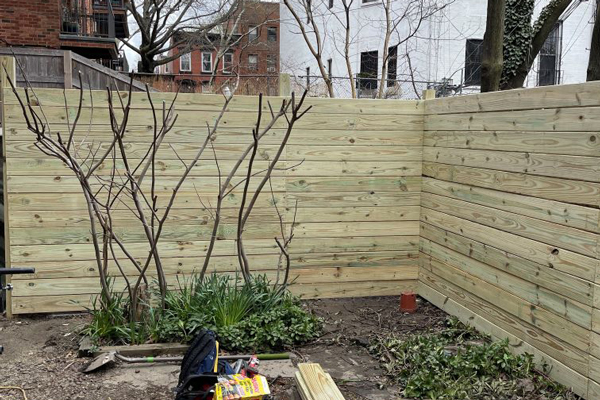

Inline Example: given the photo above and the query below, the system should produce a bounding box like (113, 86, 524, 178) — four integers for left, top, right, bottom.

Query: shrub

(82, 274, 321, 352)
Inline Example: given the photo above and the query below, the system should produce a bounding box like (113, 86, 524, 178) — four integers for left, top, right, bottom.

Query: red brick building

(0, 0, 129, 70)
(168, 1, 280, 95)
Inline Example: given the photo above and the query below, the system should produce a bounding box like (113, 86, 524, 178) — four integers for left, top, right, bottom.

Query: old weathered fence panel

(420, 81, 600, 399)
(1, 88, 423, 316)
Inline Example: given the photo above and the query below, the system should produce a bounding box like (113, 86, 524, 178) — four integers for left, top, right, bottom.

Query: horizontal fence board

(421, 192, 598, 256)
(420, 222, 594, 306)
(11, 251, 418, 280)
(423, 147, 600, 182)
(425, 106, 600, 132)
(425, 81, 600, 114)
(423, 162, 600, 206)
(420, 238, 591, 328)
(4, 88, 425, 115)
(421, 208, 597, 281)
(422, 178, 600, 233)
(424, 130, 600, 156)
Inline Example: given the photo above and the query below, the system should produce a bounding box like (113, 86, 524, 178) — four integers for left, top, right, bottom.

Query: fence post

(279, 73, 291, 97)
(0, 56, 15, 318)
(63, 51, 73, 89)
(422, 89, 436, 100)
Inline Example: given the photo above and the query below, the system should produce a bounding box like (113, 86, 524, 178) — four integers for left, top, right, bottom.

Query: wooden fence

(4, 65, 600, 399)
(419, 82, 600, 399)
(1, 88, 423, 315)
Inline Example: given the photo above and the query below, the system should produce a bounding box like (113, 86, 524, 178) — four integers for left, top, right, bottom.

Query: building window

(327, 58, 332, 78)
(359, 50, 378, 90)
(248, 25, 259, 42)
(362, 0, 377, 4)
(267, 27, 277, 42)
(539, 23, 562, 86)
(248, 54, 258, 71)
(223, 53, 233, 74)
(387, 46, 397, 86)
(201, 52, 213, 73)
(180, 52, 191, 72)
(267, 55, 277, 72)
(329, 0, 334, 8)
(464, 39, 483, 86)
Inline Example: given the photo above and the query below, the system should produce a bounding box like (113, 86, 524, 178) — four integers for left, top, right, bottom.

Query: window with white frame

(248, 25, 259, 42)
(223, 53, 233, 74)
(201, 52, 213, 73)
(248, 54, 258, 71)
(180, 52, 191, 72)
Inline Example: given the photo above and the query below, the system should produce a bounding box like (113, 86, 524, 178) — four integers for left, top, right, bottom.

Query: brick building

(168, 0, 280, 95)
(0, 0, 128, 70)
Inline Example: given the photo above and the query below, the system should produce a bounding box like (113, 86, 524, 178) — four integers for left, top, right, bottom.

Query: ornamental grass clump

(83, 273, 321, 352)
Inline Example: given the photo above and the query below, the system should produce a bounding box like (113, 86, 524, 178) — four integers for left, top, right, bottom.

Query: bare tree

(588, 1, 600, 81)
(480, 0, 506, 92)
(282, 0, 335, 97)
(329, 0, 357, 98)
(123, 0, 239, 73)
(377, 0, 453, 98)
(5, 67, 310, 318)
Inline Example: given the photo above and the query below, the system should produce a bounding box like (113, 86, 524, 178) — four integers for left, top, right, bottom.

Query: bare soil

(0, 296, 446, 400)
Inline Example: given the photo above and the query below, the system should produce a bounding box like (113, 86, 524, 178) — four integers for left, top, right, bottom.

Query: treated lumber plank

(6, 141, 423, 162)
(8, 206, 420, 228)
(297, 364, 345, 400)
(6, 126, 425, 146)
(10, 266, 418, 296)
(425, 81, 600, 114)
(9, 221, 419, 246)
(10, 251, 418, 280)
(421, 192, 598, 256)
(286, 177, 421, 193)
(7, 191, 420, 211)
(10, 236, 419, 263)
(420, 256, 590, 351)
(423, 162, 600, 206)
(4, 88, 424, 115)
(4, 104, 425, 131)
(11, 280, 417, 313)
(418, 269, 589, 376)
(422, 178, 600, 233)
(420, 222, 594, 306)
(295, 372, 312, 400)
(423, 147, 600, 182)
(421, 208, 597, 281)
(418, 281, 589, 398)
(425, 106, 600, 132)
(424, 130, 600, 156)
(419, 241, 592, 328)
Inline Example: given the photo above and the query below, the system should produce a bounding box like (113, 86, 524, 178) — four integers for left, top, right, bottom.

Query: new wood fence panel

(422, 82, 600, 399)
(1, 88, 423, 315)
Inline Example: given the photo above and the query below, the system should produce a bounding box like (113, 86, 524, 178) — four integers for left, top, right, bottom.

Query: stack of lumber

(295, 363, 345, 400)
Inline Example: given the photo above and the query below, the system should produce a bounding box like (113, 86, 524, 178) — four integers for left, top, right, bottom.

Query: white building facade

(280, 0, 596, 98)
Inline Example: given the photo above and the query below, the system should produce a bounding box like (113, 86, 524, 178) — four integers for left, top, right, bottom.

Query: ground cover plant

(82, 273, 322, 352)
(370, 318, 576, 400)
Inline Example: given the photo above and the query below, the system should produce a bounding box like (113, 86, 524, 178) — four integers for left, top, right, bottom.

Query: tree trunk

(481, 0, 506, 92)
(501, 0, 573, 90)
(588, 2, 600, 81)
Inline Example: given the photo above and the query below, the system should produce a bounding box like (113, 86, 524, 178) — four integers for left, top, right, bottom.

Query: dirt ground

(0, 296, 447, 400)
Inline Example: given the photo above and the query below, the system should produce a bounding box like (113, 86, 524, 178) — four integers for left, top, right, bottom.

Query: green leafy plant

(370, 318, 576, 400)
(82, 273, 321, 352)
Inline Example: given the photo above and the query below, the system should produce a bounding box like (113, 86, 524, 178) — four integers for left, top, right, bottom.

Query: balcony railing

(61, 0, 116, 38)
(93, 0, 125, 9)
